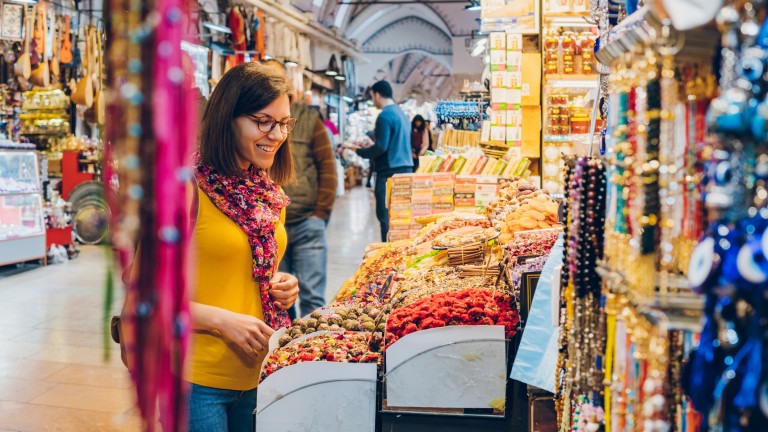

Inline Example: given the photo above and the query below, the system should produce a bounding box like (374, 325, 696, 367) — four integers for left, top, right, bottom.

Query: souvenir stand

(551, 1, 768, 431)
(0, 1, 110, 262)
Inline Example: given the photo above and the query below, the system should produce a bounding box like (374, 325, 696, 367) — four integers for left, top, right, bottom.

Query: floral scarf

(195, 155, 291, 329)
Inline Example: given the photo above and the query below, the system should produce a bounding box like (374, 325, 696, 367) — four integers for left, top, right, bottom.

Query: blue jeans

(375, 167, 413, 242)
(187, 383, 257, 432)
(279, 216, 328, 317)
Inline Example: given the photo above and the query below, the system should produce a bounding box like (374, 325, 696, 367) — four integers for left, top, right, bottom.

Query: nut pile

(278, 304, 392, 347)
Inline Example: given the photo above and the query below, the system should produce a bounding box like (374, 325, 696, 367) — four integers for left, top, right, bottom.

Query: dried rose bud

(279, 335, 293, 347)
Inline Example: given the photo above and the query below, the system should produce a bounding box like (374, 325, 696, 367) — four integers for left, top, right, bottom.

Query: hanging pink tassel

(144, 0, 197, 430)
(106, 0, 198, 430)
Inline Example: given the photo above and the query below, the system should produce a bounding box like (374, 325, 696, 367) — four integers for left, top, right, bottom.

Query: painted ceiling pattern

(361, 17, 453, 55)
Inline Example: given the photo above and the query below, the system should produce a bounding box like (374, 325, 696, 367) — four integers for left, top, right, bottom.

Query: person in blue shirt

(357, 80, 413, 242)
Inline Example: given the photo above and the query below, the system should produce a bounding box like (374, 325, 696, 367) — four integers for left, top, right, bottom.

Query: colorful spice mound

(385, 289, 520, 346)
(278, 303, 392, 347)
(260, 331, 384, 382)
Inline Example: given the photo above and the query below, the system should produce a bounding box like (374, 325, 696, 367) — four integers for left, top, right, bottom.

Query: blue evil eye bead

(752, 98, 768, 142)
(714, 161, 732, 186)
(756, 160, 768, 180)
(707, 88, 755, 135)
(736, 240, 768, 283)
(720, 235, 743, 284)
(759, 382, 768, 418)
(689, 237, 720, 292)
(761, 227, 768, 261)
(739, 49, 765, 82)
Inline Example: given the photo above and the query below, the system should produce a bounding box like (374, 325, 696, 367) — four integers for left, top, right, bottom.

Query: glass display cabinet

(0, 150, 46, 265)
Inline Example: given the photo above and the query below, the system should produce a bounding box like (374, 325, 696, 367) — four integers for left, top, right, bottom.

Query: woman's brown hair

(199, 62, 294, 184)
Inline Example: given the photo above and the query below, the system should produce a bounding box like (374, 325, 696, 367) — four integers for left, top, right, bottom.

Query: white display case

(383, 325, 508, 413)
(0, 150, 46, 265)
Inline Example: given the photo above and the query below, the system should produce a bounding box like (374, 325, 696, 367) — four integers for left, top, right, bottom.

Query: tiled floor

(0, 186, 378, 431)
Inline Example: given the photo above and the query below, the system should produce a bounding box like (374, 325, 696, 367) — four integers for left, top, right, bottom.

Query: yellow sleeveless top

(190, 187, 287, 391)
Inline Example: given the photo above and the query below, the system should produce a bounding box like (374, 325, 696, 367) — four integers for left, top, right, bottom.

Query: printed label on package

(481, 121, 491, 142)
(490, 32, 506, 50)
(506, 33, 523, 51)
(507, 71, 522, 89)
(506, 51, 522, 70)
(507, 109, 522, 127)
(491, 109, 506, 125)
(490, 50, 507, 65)
(491, 87, 506, 103)
(506, 126, 522, 141)
(490, 125, 506, 142)
(491, 71, 506, 89)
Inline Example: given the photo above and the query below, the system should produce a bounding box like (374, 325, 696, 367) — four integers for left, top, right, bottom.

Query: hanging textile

(106, 0, 197, 430)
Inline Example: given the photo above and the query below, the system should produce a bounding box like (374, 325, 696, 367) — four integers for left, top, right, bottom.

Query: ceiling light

(335, 75, 346, 81)
(465, 1, 481, 11)
(343, 96, 354, 103)
(326, 70, 338, 76)
(7, 0, 38, 3)
(285, 60, 298, 67)
(202, 22, 232, 34)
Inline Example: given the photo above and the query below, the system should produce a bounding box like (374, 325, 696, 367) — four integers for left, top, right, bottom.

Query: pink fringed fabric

(142, 0, 197, 430)
(107, 0, 197, 430)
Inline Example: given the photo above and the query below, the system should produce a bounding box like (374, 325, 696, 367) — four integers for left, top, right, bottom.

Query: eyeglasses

(248, 115, 298, 134)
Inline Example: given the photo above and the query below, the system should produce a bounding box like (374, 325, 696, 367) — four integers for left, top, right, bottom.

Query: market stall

(250, 174, 564, 431)
(0, 2, 110, 264)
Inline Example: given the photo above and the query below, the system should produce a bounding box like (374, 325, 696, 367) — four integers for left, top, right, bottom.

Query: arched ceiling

(290, 0, 481, 96)
(362, 17, 452, 56)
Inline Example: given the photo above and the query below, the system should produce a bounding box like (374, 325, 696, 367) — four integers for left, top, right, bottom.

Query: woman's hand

(269, 272, 299, 310)
(217, 310, 275, 357)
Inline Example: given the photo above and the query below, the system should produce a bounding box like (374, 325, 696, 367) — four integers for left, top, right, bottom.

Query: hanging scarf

(194, 154, 291, 329)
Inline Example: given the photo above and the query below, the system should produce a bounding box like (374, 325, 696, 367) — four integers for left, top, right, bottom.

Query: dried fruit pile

(278, 303, 392, 347)
(385, 289, 520, 347)
(261, 332, 384, 382)
(500, 194, 561, 242)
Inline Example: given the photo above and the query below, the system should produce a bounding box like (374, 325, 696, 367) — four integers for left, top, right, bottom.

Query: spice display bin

(383, 325, 507, 411)
(255, 361, 377, 432)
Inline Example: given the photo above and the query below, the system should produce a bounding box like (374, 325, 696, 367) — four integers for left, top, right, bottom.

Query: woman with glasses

(189, 62, 300, 431)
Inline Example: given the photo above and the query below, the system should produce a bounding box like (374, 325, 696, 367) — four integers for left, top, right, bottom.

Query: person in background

(322, 113, 341, 148)
(357, 80, 413, 242)
(263, 59, 337, 319)
(425, 119, 436, 151)
(410, 114, 429, 171)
